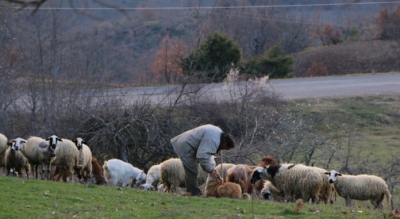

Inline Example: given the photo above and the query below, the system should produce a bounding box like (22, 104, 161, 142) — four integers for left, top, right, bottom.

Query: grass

(0, 176, 394, 219)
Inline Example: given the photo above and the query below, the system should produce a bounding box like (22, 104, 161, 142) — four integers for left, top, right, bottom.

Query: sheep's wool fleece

(171, 124, 222, 174)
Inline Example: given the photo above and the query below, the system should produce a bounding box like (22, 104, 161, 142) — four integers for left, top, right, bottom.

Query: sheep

(261, 180, 286, 202)
(215, 163, 236, 180)
(256, 156, 332, 203)
(159, 158, 209, 194)
(324, 170, 391, 209)
(72, 137, 93, 183)
(204, 158, 250, 200)
(226, 164, 257, 195)
(49, 136, 81, 182)
(91, 156, 106, 185)
(17, 136, 56, 179)
(103, 158, 146, 187)
(139, 164, 161, 190)
(0, 133, 8, 171)
(310, 166, 334, 205)
(5, 139, 31, 179)
(251, 163, 323, 204)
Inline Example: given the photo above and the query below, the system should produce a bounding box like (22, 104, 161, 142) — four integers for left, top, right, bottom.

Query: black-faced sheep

(251, 163, 323, 204)
(5, 139, 31, 178)
(103, 158, 146, 187)
(325, 170, 391, 209)
(0, 133, 8, 171)
(139, 164, 161, 190)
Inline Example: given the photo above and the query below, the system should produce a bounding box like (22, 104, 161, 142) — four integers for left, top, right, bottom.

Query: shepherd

(170, 124, 236, 196)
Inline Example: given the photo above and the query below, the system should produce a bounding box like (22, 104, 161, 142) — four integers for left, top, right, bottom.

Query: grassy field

(1, 94, 399, 218)
(0, 176, 393, 219)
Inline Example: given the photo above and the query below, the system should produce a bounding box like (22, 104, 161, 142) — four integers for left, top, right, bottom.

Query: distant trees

(377, 6, 400, 40)
(181, 32, 241, 83)
(242, 44, 295, 79)
(151, 35, 188, 84)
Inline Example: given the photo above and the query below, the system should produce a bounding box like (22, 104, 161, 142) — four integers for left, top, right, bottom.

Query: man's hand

(210, 169, 221, 182)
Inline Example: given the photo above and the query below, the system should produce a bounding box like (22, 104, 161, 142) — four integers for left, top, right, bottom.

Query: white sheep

(18, 136, 55, 179)
(0, 133, 8, 171)
(72, 137, 93, 183)
(49, 136, 81, 182)
(103, 158, 146, 187)
(160, 157, 210, 194)
(139, 164, 161, 190)
(325, 170, 391, 209)
(5, 139, 31, 178)
(251, 163, 323, 204)
(159, 158, 186, 193)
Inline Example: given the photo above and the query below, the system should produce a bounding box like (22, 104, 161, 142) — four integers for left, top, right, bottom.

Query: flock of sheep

(0, 133, 392, 210)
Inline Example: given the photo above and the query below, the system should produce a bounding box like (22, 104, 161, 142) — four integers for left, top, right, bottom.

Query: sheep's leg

(25, 166, 30, 179)
(345, 198, 352, 207)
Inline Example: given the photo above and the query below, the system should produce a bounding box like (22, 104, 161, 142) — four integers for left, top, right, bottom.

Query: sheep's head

(324, 170, 342, 184)
(46, 135, 62, 150)
(72, 137, 86, 150)
(8, 138, 27, 152)
(251, 167, 265, 184)
(139, 183, 155, 191)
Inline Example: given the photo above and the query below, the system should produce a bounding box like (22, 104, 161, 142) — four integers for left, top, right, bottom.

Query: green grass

(0, 176, 394, 219)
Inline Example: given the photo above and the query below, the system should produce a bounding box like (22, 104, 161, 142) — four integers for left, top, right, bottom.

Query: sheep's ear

(324, 172, 330, 175)
(82, 140, 87, 144)
(57, 138, 63, 142)
(72, 139, 77, 143)
(22, 140, 27, 143)
(337, 173, 342, 176)
(7, 142, 12, 146)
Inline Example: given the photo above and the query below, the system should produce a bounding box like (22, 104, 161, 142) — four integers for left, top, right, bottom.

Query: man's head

(220, 133, 235, 150)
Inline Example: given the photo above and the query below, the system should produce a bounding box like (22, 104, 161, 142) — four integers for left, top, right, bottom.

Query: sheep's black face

(262, 192, 271, 200)
(251, 170, 262, 184)
(46, 135, 62, 150)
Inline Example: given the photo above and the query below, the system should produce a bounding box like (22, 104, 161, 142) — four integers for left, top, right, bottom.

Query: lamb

(261, 180, 286, 202)
(49, 136, 81, 182)
(0, 133, 8, 171)
(251, 163, 323, 204)
(17, 136, 56, 179)
(91, 156, 106, 185)
(72, 137, 93, 183)
(139, 164, 161, 190)
(215, 163, 236, 180)
(103, 158, 146, 187)
(324, 170, 391, 209)
(5, 138, 31, 178)
(204, 158, 250, 200)
(226, 164, 257, 195)
(159, 158, 209, 194)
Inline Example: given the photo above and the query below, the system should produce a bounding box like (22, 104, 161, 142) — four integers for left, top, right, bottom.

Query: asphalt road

(267, 73, 400, 99)
(104, 73, 400, 105)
